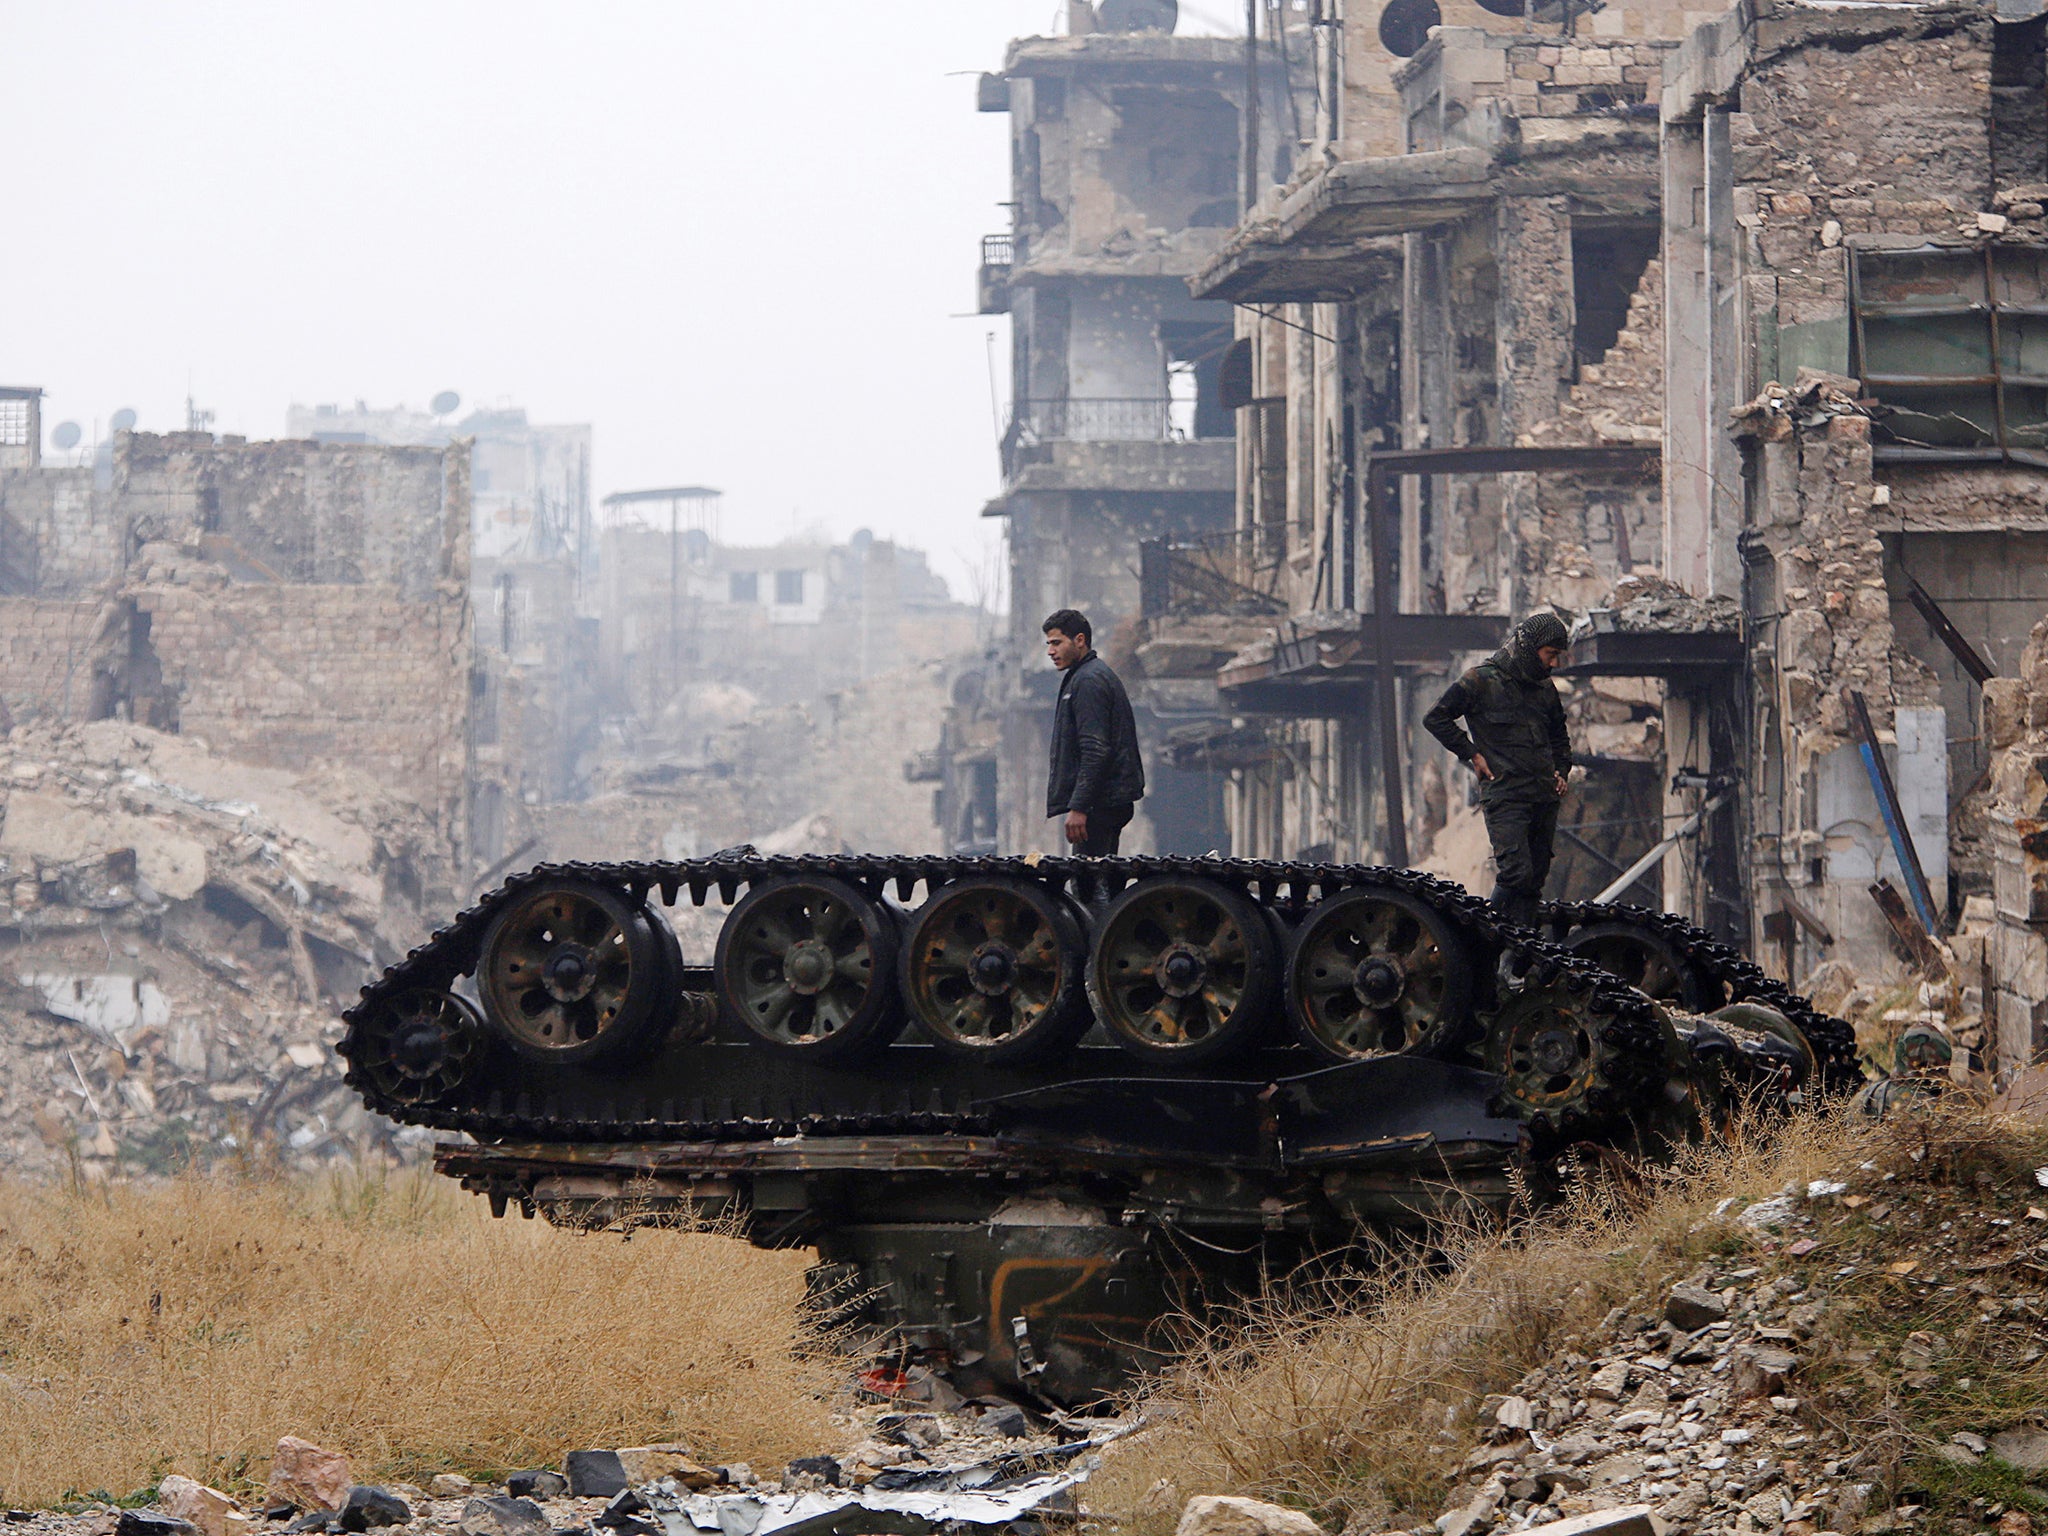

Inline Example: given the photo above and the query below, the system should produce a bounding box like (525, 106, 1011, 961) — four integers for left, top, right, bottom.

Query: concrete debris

(156, 1479, 249, 1536)
(0, 721, 441, 1175)
(1423, 1160, 2048, 1536)
(1581, 573, 1739, 639)
(1174, 1494, 1327, 1536)
(454, 1499, 548, 1536)
(636, 1456, 1092, 1536)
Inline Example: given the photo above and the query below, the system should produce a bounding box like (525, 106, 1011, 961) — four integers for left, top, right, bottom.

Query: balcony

(977, 233, 1014, 315)
(1139, 528, 1290, 620)
(992, 397, 1235, 500)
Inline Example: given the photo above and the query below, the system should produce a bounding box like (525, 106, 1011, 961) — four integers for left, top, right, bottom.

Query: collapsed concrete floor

(0, 719, 444, 1175)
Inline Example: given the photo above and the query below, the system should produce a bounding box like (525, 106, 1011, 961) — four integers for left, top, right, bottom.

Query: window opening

(1571, 222, 1659, 376)
(775, 569, 805, 605)
(1852, 245, 2048, 462)
(729, 570, 758, 603)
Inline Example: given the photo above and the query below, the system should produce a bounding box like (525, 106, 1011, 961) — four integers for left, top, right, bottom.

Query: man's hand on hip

(1064, 809, 1090, 845)
(1471, 753, 1495, 782)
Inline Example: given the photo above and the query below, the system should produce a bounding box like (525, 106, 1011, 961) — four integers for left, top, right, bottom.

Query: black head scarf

(1494, 611, 1570, 681)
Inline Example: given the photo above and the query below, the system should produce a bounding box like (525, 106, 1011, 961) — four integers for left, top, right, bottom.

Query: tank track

(1542, 900, 1861, 1094)
(340, 852, 1678, 1143)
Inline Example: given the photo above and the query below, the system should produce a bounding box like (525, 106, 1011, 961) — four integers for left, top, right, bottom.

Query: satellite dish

(51, 422, 82, 451)
(431, 390, 461, 416)
(1378, 0, 1441, 55)
(110, 408, 138, 433)
(1473, 0, 1526, 15)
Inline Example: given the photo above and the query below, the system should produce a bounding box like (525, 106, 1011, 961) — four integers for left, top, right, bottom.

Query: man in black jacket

(1043, 608, 1145, 855)
(1422, 611, 1573, 928)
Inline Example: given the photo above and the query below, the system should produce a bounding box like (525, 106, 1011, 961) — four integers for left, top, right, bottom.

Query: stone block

(1176, 1497, 1326, 1536)
(157, 1477, 249, 1536)
(269, 1438, 354, 1512)
(1524, 1506, 1655, 1536)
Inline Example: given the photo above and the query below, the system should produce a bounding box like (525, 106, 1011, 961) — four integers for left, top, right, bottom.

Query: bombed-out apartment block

(934, 2, 1312, 856)
(0, 420, 473, 897)
(1125, 0, 2048, 1078)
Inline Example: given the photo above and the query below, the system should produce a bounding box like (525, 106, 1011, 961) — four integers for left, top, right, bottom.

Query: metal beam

(1593, 793, 1727, 904)
(1903, 572, 1995, 686)
(1844, 688, 1941, 935)
(1367, 463, 1406, 865)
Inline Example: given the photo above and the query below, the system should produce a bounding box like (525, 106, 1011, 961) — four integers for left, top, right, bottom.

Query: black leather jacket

(1423, 654, 1570, 804)
(1046, 653, 1146, 816)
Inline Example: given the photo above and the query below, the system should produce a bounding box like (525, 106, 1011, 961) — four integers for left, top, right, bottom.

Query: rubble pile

(18, 1394, 1113, 1536)
(1424, 1153, 2048, 1536)
(0, 719, 443, 1174)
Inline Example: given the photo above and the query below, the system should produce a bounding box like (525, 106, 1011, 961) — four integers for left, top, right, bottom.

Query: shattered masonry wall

(118, 433, 459, 599)
(1697, 1, 2009, 979)
(0, 467, 120, 593)
(136, 583, 469, 842)
(0, 600, 113, 722)
(0, 433, 473, 887)
(1981, 616, 2048, 1077)
(1730, 3, 1993, 358)
(1523, 260, 1667, 614)
(1737, 398, 1945, 974)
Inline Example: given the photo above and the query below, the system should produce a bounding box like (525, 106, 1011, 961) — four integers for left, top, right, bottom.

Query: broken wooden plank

(1871, 877, 1949, 975)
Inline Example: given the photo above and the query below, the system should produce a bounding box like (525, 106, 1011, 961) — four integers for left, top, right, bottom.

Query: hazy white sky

(1, 3, 1241, 603)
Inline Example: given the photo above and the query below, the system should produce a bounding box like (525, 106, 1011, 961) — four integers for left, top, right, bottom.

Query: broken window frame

(1851, 243, 2048, 466)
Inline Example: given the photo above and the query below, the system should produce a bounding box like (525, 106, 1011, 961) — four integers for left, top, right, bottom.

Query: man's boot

(1491, 889, 1539, 931)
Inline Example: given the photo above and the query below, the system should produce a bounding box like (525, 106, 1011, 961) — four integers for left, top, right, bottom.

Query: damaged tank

(338, 852, 1855, 1404)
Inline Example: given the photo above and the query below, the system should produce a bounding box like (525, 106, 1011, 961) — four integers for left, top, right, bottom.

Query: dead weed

(0, 1164, 838, 1506)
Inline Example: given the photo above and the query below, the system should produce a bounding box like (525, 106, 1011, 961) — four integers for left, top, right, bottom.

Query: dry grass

(1090, 1106, 1898, 1533)
(0, 1164, 839, 1506)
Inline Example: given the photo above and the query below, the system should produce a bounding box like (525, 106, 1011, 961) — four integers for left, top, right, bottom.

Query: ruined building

(286, 399, 597, 870)
(1129, 0, 2048, 1082)
(0, 420, 472, 891)
(933, 4, 1311, 856)
(0, 407, 476, 1173)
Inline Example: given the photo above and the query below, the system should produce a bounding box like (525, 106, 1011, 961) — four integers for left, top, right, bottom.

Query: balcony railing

(978, 234, 1015, 316)
(1010, 397, 1175, 443)
(1139, 527, 1291, 618)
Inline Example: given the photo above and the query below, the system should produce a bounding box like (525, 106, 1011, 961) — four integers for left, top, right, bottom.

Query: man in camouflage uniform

(1423, 612, 1574, 929)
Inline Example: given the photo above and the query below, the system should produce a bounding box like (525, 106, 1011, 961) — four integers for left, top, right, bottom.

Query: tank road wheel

(1287, 886, 1472, 1063)
(717, 876, 903, 1061)
(901, 879, 1091, 1065)
(351, 988, 481, 1106)
(478, 880, 669, 1067)
(1561, 918, 1713, 1013)
(1089, 877, 1278, 1065)
(1483, 981, 1660, 1136)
